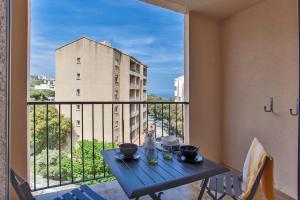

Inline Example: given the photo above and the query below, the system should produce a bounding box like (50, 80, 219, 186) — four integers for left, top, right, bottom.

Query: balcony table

(101, 147, 228, 200)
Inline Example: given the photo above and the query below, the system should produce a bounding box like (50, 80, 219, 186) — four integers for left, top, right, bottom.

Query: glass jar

(145, 148, 158, 165)
(163, 146, 173, 160)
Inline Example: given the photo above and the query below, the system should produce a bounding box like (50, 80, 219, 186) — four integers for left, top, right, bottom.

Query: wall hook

(289, 98, 299, 116)
(264, 97, 273, 112)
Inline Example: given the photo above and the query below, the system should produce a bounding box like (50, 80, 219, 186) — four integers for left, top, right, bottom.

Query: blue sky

(31, 0, 184, 98)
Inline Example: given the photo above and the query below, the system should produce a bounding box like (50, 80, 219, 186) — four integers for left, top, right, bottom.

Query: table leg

(149, 192, 163, 200)
(198, 178, 209, 200)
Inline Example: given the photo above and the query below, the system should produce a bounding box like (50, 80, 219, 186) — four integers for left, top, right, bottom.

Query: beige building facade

(55, 37, 148, 145)
(174, 75, 184, 102)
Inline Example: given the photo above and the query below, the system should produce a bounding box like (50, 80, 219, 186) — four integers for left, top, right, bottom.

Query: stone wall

(0, 0, 8, 199)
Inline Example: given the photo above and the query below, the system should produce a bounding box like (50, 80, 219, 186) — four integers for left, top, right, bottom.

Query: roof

(55, 36, 147, 67)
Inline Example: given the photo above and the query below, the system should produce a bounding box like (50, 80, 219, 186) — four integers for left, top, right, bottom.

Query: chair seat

(11, 168, 106, 200)
(207, 171, 242, 200)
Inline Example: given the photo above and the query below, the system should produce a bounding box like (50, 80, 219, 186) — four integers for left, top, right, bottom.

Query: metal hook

(264, 97, 273, 112)
(290, 98, 299, 116)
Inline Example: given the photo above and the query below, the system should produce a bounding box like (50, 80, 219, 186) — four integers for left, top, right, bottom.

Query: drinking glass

(163, 146, 173, 160)
(146, 148, 158, 165)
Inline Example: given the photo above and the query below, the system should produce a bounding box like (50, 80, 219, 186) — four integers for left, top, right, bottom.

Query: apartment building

(55, 37, 148, 145)
(174, 75, 184, 102)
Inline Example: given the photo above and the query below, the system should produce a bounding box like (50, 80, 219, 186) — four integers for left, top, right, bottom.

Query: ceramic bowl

(119, 143, 138, 158)
(179, 145, 198, 160)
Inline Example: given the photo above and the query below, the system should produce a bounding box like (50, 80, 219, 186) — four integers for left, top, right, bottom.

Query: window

(115, 58, 120, 66)
(76, 89, 80, 96)
(114, 121, 119, 128)
(114, 75, 119, 83)
(76, 57, 81, 64)
(76, 104, 80, 111)
(76, 120, 81, 127)
(76, 73, 81, 80)
(114, 105, 118, 113)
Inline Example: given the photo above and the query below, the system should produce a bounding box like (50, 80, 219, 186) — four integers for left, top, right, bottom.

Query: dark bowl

(179, 145, 198, 160)
(119, 143, 138, 158)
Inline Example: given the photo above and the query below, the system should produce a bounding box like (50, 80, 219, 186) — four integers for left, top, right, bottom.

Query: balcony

(27, 101, 188, 192)
(129, 83, 140, 90)
(5, 0, 298, 199)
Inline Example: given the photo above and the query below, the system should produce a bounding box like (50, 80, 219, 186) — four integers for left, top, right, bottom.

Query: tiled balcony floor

(34, 180, 294, 200)
(34, 180, 230, 200)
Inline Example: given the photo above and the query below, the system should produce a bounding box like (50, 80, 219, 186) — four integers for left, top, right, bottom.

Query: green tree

(146, 94, 185, 140)
(35, 140, 115, 184)
(30, 105, 70, 153)
(30, 79, 44, 88)
(147, 94, 163, 102)
(30, 89, 55, 101)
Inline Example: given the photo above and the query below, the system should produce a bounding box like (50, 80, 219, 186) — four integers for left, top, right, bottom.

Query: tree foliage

(35, 140, 115, 184)
(30, 89, 55, 101)
(30, 105, 71, 153)
(30, 79, 44, 88)
(147, 94, 184, 139)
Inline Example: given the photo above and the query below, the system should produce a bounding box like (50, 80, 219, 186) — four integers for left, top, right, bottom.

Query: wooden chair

(10, 169, 106, 200)
(206, 157, 270, 200)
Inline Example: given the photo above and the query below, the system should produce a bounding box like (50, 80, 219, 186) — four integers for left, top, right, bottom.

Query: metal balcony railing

(27, 101, 189, 191)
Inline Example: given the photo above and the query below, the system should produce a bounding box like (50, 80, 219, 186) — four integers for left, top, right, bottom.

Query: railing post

(102, 104, 105, 177)
(81, 103, 84, 181)
(162, 104, 164, 137)
(154, 104, 157, 138)
(111, 103, 114, 148)
(70, 104, 74, 183)
(58, 104, 62, 185)
(168, 104, 171, 135)
(92, 104, 95, 179)
(175, 104, 178, 137)
(139, 103, 141, 145)
(33, 104, 36, 190)
(46, 104, 49, 187)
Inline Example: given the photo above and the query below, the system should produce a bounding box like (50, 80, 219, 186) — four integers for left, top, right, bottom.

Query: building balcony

(129, 70, 140, 77)
(129, 96, 136, 101)
(130, 84, 140, 89)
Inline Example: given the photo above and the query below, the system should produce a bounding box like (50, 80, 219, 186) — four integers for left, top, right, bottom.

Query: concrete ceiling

(142, 0, 263, 19)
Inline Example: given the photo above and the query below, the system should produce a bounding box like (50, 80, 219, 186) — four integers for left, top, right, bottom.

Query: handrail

(27, 101, 190, 105)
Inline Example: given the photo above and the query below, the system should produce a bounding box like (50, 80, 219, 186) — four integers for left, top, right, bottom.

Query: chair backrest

(245, 156, 270, 200)
(10, 169, 35, 200)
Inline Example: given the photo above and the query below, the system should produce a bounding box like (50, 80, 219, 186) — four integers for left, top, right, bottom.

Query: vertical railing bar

(162, 104, 164, 137)
(33, 104, 36, 190)
(92, 104, 95, 180)
(168, 104, 171, 135)
(111, 103, 114, 148)
(122, 104, 124, 144)
(58, 104, 62, 185)
(154, 104, 156, 138)
(139, 104, 141, 145)
(81, 103, 84, 181)
(70, 104, 74, 183)
(46, 104, 49, 187)
(102, 104, 105, 177)
(147, 103, 149, 132)
(175, 104, 178, 137)
(130, 104, 132, 143)
(182, 104, 184, 139)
